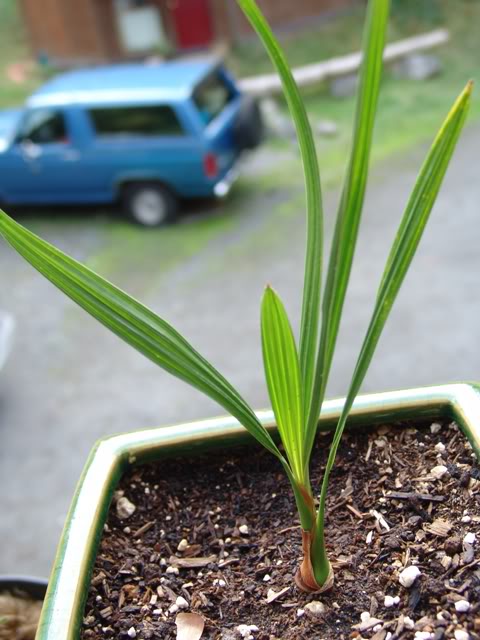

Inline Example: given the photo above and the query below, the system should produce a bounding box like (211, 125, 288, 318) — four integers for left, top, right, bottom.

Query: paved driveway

(1, 124, 479, 577)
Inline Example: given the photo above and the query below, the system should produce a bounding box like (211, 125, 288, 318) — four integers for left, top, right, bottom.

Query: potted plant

(0, 0, 477, 638)
(0, 575, 48, 639)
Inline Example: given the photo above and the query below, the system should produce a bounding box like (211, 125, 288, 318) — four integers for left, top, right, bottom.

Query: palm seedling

(0, 0, 472, 592)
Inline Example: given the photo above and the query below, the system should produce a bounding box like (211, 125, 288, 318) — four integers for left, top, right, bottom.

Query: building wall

(253, 0, 352, 28)
(20, 0, 354, 64)
(19, 0, 113, 64)
(214, 0, 354, 43)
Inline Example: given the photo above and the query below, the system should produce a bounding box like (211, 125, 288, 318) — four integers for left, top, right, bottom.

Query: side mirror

(19, 139, 42, 160)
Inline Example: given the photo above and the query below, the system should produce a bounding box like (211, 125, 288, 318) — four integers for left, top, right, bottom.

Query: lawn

(0, 0, 44, 107)
(230, 0, 480, 190)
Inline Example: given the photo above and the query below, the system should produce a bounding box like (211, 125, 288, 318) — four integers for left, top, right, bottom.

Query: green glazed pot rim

(36, 382, 480, 640)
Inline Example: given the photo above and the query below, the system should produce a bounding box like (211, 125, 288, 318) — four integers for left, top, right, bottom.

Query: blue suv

(0, 59, 263, 226)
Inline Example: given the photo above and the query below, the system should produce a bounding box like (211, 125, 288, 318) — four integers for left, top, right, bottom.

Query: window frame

(16, 108, 69, 146)
(87, 103, 186, 139)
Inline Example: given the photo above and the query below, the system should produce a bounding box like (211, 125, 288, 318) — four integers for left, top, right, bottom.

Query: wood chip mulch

(80, 420, 480, 640)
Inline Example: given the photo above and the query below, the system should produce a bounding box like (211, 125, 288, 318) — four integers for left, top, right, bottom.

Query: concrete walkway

(0, 124, 479, 578)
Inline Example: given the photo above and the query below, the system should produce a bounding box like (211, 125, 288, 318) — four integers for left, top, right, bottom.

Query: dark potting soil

(81, 421, 480, 640)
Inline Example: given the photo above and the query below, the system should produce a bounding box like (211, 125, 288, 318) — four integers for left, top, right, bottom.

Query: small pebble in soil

(127, 628, 136, 638)
(414, 632, 433, 640)
(236, 624, 259, 639)
(238, 524, 249, 535)
(461, 515, 472, 523)
(463, 531, 476, 545)
(404, 616, 415, 629)
(430, 422, 442, 434)
(454, 631, 469, 640)
(262, 574, 271, 582)
(445, 536, 462, 554)
(399, 565, 421, 588)
(296, 609, 305, 618)
(454, 600, 470, 613)
(304, 601, 325, 618)
(177, 538, 188, 552)
(175, 596, 188, 609)
(384, 595, 400, 607)
(431, 465, 448, 480)
(213, 579, 226, 587)
(166, 566, 179, 575)
(434, 442, 446, 453)
(116, 496, 136, 519)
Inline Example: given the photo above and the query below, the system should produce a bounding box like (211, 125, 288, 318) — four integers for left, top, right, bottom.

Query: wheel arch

(114, 174, 178, 200)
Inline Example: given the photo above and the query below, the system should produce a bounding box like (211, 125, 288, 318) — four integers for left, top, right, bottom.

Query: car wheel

(123, 183, 178, 227)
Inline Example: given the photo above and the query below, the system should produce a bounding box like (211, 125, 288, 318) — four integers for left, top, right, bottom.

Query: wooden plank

(239, 29, 450, 97)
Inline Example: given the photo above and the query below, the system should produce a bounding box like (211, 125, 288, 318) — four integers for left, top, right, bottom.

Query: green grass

(0, 0, 45, 107)
(227, 1, 469, 77)
(85, 204, 241, 292)
(234, 0, 480, 194)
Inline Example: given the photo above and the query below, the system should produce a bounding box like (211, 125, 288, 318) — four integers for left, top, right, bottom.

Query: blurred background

(0, 0, 478, 577)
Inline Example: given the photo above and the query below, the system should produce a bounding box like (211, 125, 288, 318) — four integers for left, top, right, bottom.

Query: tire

(122, 182, 178, 227)
(233, 96, 264, 151)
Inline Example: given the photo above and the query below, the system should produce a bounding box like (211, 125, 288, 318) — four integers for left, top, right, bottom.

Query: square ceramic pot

(36, 383, 480, 640)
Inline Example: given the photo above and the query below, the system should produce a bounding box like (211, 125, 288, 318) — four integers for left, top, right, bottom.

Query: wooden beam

(238, 28, 450, 97)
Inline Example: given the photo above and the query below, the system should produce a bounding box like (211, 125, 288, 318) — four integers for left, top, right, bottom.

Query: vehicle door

(3, 107, 83, 203)
(83, 103, 200, 197)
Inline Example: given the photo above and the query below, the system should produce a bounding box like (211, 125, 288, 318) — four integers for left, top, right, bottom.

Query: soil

(81, 420, 480, 640)
(0, 591, 42, 640)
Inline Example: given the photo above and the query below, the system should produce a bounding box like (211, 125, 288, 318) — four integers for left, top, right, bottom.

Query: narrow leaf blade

(261, 286, 304, 481)
(0, 210, 282, 458)
(237, 0, 323, 413)
(306, 0, 390, 456)
(317, 81, 472, 529)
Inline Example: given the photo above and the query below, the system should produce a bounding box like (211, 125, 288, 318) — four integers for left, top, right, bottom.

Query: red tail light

(203, 153, 218, 179)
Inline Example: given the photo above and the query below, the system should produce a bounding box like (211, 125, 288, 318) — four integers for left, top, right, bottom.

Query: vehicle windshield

(193, 71, 235, 126)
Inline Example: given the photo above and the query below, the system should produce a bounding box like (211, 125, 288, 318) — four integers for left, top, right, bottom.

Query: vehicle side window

(88, 106, 184, 137)
(18, 109, 67, 144)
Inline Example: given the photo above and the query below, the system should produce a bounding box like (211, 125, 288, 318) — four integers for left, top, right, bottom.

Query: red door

(169, 0, 214, 50)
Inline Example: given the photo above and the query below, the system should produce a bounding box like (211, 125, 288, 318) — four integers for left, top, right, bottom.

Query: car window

(88, 106, 184, 137)
(18, 109, 67, 144)
(193, 72, 235, 126)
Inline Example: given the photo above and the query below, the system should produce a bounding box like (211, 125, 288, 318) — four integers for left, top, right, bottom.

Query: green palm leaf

(237, 0, 323, 412)
(305, 0, 390, 458)
(0, 210, 282, 459)
(316, 80, 473, 529)
(261, 286, 305, 482)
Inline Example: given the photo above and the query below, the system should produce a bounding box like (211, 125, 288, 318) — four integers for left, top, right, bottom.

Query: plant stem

(309, 523, 331, 586)
(284, 465, 332, 591)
